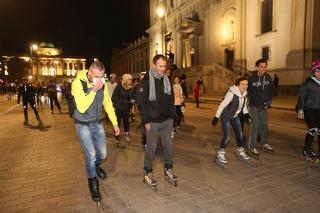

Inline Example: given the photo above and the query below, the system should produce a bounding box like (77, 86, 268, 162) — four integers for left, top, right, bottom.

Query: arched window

(261, 0, 273, 33)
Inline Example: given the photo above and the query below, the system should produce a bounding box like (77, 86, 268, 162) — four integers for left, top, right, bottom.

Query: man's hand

(145, 123, 151, 131)
(298, 112, 304, 119)
(114, 126, 120, 136)
(243, 113, 252, 124)
(92, 78, 104, 92)
(211, 117, 219, 126)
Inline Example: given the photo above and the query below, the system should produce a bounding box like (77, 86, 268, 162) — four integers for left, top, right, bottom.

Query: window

(261, 0, 273, 33)
(262, 46, 270, 60)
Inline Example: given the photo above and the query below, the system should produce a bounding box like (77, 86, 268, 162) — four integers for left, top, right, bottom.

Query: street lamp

(30, 44, 38, 77)
(156, 2, 167, 55)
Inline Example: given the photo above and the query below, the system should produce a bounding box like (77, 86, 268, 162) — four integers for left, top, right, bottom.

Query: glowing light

(31, 44, 38, 50)
(156, 5, 165, 18)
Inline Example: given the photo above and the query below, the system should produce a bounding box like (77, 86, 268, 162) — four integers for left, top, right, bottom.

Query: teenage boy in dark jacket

(247, 59, 274, 157)
(137, 54, 177, 189)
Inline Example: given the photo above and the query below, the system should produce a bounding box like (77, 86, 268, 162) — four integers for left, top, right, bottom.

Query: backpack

(68, 80, 88, 118)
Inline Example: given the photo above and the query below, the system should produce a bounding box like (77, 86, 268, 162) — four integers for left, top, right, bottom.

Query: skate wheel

(174, 182, 178, 187)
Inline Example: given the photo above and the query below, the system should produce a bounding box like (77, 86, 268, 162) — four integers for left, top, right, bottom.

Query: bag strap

(80, 80, 88, 93)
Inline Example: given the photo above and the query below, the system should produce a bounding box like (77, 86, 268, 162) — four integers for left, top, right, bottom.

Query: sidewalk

(198, 95, 297, 111)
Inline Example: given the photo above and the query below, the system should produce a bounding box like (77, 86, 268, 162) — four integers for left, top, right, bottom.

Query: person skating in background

(18, 77, 42, 127)
(112, 74, 134, 144)
(107, 73, 117, 98)
(34, 82, 43, 108)
(47, 80, 62, 114)
(137, 54, 177, 190)
(193, 81, 200, 108)
(172, 76, 184, 138)
(273, 74, 279, 96)
(212, 77, 251, 166)
(247, 59, 274, 157)
(72, 61, 120, 202)
(296, 60, 320, 161)
(180, 74, 189, 99)
(64, 82, 72, 101)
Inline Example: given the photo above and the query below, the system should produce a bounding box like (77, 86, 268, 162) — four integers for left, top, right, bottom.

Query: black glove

(243, 113, 252, 124)
(211, 117, 219, 126)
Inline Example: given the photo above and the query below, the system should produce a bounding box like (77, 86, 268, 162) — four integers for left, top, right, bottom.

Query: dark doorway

(225, 48, 234, 71)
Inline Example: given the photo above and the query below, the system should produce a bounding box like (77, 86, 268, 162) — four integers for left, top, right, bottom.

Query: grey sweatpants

(248, 107, 269, 149)
(144, 119, 174, 171)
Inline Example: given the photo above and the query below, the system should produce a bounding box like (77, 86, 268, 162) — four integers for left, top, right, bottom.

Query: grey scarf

(149, 69, 172, 101)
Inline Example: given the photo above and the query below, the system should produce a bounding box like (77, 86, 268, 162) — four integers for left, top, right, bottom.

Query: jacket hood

(229, 85, 247, 98)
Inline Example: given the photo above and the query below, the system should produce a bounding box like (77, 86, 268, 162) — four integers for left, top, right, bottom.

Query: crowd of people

(4, 54, 318, 203)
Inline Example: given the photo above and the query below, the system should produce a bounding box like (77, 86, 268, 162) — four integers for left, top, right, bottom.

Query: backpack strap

(80, 80, 88, 93)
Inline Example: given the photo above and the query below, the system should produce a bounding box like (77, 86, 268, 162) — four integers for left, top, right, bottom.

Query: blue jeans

(220, 116, 243, 149)
(75, 121, 107, 178)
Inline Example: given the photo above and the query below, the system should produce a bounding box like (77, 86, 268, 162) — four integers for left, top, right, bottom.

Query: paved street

(0, 95, 319, 213)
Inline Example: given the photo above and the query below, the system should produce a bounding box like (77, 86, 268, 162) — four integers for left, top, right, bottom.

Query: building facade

(148, 0, 320, 94)
(28, 42, 86, 81)
(1, 42, 87, 83)
(110, 36, 150, 79)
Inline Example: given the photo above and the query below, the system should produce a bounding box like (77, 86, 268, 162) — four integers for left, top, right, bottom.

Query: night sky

(0, 0, 150, 67)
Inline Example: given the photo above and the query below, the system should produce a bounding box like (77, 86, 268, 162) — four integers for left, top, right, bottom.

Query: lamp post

(156, 2, 167, 56)
(29, 44, 38, 79)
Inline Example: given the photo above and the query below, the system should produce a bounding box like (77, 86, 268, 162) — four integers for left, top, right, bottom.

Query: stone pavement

(0, 95, 319, 213)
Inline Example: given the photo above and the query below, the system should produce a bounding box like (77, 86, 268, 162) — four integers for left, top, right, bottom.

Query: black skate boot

(143, 169, 157, 191)
(164, 163, 178, 186)
(88, 177, 101, 202)
(301, 148, 317, 161)
(23, 120, 29, 126)
(114, 135, 120, 147)
(96, 165, 107, 180)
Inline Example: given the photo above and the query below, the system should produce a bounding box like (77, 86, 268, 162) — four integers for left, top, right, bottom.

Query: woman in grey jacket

(212, 77, 251, 167)
(297, 61, 320, 161)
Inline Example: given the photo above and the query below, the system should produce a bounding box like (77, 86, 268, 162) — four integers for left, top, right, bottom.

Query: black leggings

(174, 105, 183, 128)
(23, 99, 40, 121)
(303, 108, 320, 151)
(116, 109, 130, 132)
(49, 94, 61, 112)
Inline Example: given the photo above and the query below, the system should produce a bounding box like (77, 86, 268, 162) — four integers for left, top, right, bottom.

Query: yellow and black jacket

(71, 70, 118, 126)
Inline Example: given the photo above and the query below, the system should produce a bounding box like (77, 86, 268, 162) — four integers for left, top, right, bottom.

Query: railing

(173, 63, 236, 94)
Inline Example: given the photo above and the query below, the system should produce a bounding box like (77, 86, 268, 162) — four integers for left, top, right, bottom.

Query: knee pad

(307, 128, 318, 136)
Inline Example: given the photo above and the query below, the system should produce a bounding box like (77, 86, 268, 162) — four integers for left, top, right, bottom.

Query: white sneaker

(217, 149, 227, 163)
(237, 147, 250, 160)
(125, 132, 131, 142)
(171, 131, 175, 138)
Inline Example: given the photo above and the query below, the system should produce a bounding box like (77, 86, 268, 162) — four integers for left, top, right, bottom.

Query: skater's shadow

(26, 124, 52, 132)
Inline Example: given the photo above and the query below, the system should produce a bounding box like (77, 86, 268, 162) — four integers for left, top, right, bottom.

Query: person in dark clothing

(47, 80, 62, 114)
(137, 54, 177, 189)
(18, 78, 42, 126)
(64, 82, 72, 100)
(296, 60, 320, 161)
(179, 74, 189, 99)
(247, 59, 274, 157)
(112, 74, 133, 144)
(273, 74, 279, 96)
(34, 82, 43, 108)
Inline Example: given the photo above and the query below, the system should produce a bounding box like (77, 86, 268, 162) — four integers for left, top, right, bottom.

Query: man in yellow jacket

(71, 61, 120, 202)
